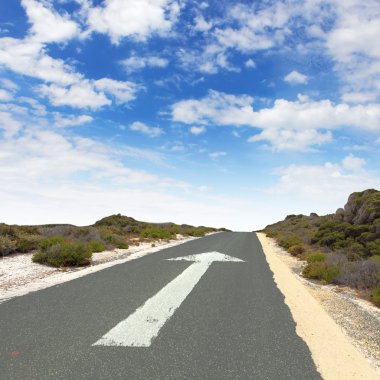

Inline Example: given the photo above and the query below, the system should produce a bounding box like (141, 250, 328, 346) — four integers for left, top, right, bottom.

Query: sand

(257, 232, 379, 380)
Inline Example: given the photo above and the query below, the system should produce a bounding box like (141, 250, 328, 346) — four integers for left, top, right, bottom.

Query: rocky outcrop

(340, 189, 380, 225)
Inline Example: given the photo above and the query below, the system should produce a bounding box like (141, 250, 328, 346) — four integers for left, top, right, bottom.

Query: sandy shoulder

(256, 232, 379, 380)
(0, 235, 202, 305)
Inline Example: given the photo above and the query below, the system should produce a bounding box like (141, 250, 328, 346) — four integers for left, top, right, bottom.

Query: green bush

(306, 252, 326, 263)
(39, 236, 65, 251)
(265, 230, 277, 238)
(372, 285, 380, 306)
(318, 231, 345, 246)
(140, 227, 174, 240)
(17, 234, 40, 253)
(366, 240, 380, 256)
(33, 239, 92, 267)
(87, 240, 105, 253)
(185, 228, 206, 237)
(288, 245, 305, 256)
(0, 235, 17, 256)
(117, 242, 129, 249)
(278, 236, 303, 250)
(302, 262, 339, 284)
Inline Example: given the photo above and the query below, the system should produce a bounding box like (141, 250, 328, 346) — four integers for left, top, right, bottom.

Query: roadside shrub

(117, 242, 129, 249)
(358, 232, 377, 243)
(306, 252, 326, 263)
(168, 226, 180, 235)
(87, 240, 105, 253)
(366, 240, 380, 256)
(265, 230, 277, 238)
(185, 228, 206, 237)
(33, 239, 92, 267)
(39, 236, 65, 251)
(140, 227, 174, 240)
(94, 214, 138, 228)
(278, 236, 303, 250)
(17, 234, 40, 253)
(372, 286, 380, 306)
(288, 245, 305, 256)
(302, 262, 339, 284)
(318, 231, 345, 246)
(0, 235, 17, 256)
(336, 260, 380, 290)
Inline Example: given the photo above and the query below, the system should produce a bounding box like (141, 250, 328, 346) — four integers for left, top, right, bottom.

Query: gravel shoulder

(0, 235, 201, 304)
(257, 232, 380, 380)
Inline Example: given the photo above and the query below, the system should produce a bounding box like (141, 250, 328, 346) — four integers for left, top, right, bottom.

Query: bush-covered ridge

(0, 214, 228, 267)
(262, 189, 380, 307)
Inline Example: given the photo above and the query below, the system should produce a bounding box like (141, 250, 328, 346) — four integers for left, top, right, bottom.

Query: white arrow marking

(93, 252, 244, 347)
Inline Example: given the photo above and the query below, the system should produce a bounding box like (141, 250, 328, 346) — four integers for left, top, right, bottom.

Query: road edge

(0, 235, 205, 305)
(256, 232, 379, 380)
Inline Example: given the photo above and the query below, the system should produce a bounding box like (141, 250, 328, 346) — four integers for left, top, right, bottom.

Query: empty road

(0, 232, 321, 379)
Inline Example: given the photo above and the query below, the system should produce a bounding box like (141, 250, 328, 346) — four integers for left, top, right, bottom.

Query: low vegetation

(262, 189, 380, 307)
(0, 214, 227, 268)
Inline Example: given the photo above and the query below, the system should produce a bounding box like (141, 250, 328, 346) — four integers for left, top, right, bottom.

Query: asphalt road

(0, 232, 321, 379)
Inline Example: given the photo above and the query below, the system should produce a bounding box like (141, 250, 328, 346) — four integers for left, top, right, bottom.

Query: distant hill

(0, 214, 228, 266)
(263, 189, 380, 307)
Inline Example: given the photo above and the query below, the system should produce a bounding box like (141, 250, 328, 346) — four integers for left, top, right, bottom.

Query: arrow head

(167, 251, 245, 263)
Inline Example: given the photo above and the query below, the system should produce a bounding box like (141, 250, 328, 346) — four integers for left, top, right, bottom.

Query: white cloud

(268, 155, 380, 205)
(284, 70, 308, 85)
(172, 90, 254, 125)
(130, 121, 163, 137)
(194, 15, 213, 32)
(19, 96, 46, 116)
(209, 151, 226, 159)
(172, 90, 380, 150)
(0, 37, 80, 86)
(0, 13, 138, 111)
(212, 1, 291, 54)
(84, 0, 180, 43)
(341, 92, 378, 104)
(302, 0, 380, 102)
(54, 114, 93, 128)
(38, 82, 111, 109)
(170, 144, 186, 152)
(21, 0, 79, 43)
(190, 126, 206, 135)
(0, 88, 12, 102)
(342, 154, 366, 172)
(121, 54, 168, 73)
(94, 78, 138, 104)
(245, 59, 256, 69)
(326, 2, 380, 64)
(0, 124, 182, 189)
(248, 98, 380, 132)
(173, 90, 380, 130)
(37, 78, 138, 109)
(249, 129, 332, 151)
(122, 146, 166, 165)
(0, 78, 19, 91)
(0, 111, 22, 138)
(215, 26, 274, 53)
(177, 1, 292, 74)
(0, 120, 256, 230)
(177, 45, 238, 75)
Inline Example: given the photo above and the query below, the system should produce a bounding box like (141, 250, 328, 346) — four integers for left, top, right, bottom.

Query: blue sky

(1, 0, 380, 230)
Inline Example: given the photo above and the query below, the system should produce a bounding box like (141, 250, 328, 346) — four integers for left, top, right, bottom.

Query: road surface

(0, 232, 321, 379)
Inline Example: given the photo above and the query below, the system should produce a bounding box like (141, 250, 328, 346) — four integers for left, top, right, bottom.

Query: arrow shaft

(93, 261, 211, 347)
